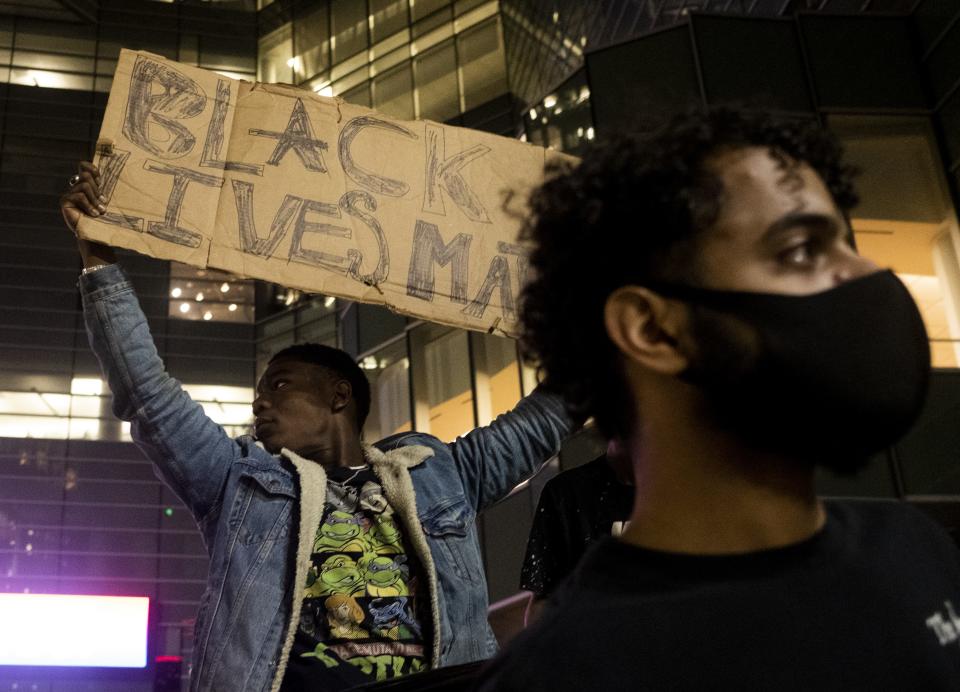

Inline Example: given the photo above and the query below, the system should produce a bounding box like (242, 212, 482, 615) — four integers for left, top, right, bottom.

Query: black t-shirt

(520, 456, 633, 597)
(281, 465, 428, 691)
(481, 500, 960, 691)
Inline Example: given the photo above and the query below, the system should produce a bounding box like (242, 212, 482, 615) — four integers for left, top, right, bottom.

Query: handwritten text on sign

(78, 50, 568, 335)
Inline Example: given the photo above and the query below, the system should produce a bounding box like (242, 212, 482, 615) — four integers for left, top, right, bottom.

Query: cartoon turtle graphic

(314, 511, 367, 553)
(360, 554, 409, 597)
(306, 554, 366, 597)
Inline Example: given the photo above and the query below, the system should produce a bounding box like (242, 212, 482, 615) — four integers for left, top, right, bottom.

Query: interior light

(315, 84, 334, 97)
(0, 594, 149, 668)
(586, 126, 595, 140)
(324, 296, 336, 308)
(171, 287, 182, 298)
(203, 311, 213, 321)
(179, 303, 190, 314)
(220, 283, 230, 293)
(543, 94, 557, 109)
(228, 303, 238, 312)
(552, 11, 559, 22)
(286, 56, 303, 71)
(195, 293, 204, 302)
(14, 70, 68, 89)
(70, 377, 103, 396)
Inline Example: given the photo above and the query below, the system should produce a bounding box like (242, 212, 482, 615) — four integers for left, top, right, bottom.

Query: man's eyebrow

(256, 367, 291, 391)
(760, 210, 840, 243)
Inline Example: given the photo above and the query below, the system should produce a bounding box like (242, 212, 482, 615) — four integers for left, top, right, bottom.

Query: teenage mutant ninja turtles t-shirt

(280, 465, 428, 691)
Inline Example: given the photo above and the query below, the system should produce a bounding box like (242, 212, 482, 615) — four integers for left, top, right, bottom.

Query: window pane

(362, 340, 412, 441)
(342, 81, 372, 107)
(259, 24, 293, 83)
(373, 62, 414, 120)
(457, 17, 506, 111)
(8, 68, 92, 91)
(414, 40, 458, 121)
(11, 51, 95, 73)
(412, 0, 450, 21)
(371, 0, 410, 43)
(471, 332, 520, 425)
(831, 115, 960, 368)
(294, 3, 330, 82)
(332, 0, 369, 64)
(410, 324, 474, 442)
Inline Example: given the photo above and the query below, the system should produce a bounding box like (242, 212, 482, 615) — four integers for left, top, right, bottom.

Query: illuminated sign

(0, 594, 149, 668)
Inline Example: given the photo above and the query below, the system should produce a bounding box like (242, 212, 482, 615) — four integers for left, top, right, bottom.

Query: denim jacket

(80, 265, 572, 692)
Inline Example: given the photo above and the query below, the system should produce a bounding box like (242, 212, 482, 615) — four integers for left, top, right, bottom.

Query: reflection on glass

(414, 40, 458, 121)
(523, 71, 593, 155)
(362, 340, 412, 441)
(332, 0, 368, 64)
(342, 81, 372, 107)
(371, 0, 410, 43)
(833, 115, 960, 369)
(412, 0, 450, 21)
(471, 332, 521, 424)
(411, 324, 474, 442)
(457, 17, 506, 110)
(168, 263, 254, 324)
(373, 63, 415, 120)
(294, 3, 330, 81)
(258, 24, 293, 83)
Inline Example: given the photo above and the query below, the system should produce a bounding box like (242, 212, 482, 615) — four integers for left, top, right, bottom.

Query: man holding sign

(60, 50, 574, 690)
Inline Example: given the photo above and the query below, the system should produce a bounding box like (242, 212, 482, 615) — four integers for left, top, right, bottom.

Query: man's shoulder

(374, 431, 446, 453)
(826, 497, 945, 532)
(541, 456, 610, 495)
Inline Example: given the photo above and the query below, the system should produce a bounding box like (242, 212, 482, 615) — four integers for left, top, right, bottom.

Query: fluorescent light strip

(0, 593, 149, 668)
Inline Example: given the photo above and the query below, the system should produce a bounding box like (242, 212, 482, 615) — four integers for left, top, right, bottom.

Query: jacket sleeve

(448, 388, 574, 511)
(80, 264, 239, 524)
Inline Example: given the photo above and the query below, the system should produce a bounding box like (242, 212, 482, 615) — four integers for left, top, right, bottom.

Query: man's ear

(604, 286, 689, 375)
(331, 379, 353, 414)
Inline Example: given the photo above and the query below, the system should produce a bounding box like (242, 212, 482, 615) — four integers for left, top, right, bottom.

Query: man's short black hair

(269, 343, 372, 431)
(519, 107, 859, 439)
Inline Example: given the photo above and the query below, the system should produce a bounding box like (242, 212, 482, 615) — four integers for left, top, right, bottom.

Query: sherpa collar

(268, 441, 439, 690)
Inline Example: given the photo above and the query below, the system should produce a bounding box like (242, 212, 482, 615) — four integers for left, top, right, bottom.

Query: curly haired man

(476, 108, 960, 691)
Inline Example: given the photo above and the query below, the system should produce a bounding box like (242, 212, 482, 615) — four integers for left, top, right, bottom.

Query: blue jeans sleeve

(80, 264, 239, 525)
(448, 388, 574, 511)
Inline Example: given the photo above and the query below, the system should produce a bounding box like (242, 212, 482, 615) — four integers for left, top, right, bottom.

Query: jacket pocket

(420, 498, 482, 585)
(227, 469, 295, 545)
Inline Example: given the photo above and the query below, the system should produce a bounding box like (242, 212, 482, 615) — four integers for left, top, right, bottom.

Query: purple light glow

(0, 593, 149, 668)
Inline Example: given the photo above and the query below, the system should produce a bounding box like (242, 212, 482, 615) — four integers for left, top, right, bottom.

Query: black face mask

(650, 270, 930, 471)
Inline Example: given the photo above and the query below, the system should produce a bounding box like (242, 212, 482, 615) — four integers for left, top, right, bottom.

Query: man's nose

(835, 244, 881, 284)
(252, 394, 270, 416)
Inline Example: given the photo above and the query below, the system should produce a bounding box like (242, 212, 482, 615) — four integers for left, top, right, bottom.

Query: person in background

(519, 438, 633, 625)
(476, 107, 960, 690)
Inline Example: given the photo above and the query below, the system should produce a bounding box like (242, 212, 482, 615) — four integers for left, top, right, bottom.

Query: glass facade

(257, 0, 508, 122)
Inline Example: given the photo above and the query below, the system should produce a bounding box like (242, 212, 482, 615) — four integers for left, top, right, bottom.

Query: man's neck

(619, 399, 825, 555)
(300, 429, 366, 470)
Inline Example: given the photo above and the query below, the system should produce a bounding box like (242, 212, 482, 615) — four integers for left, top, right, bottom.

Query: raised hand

(60, 162, 105, 234)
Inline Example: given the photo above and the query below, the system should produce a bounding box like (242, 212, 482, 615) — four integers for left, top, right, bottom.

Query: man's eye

(274, 380, 289, 390)
(781, 241, 817, 267)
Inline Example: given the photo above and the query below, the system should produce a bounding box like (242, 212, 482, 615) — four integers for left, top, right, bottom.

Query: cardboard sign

(78, 49, 571, 335)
